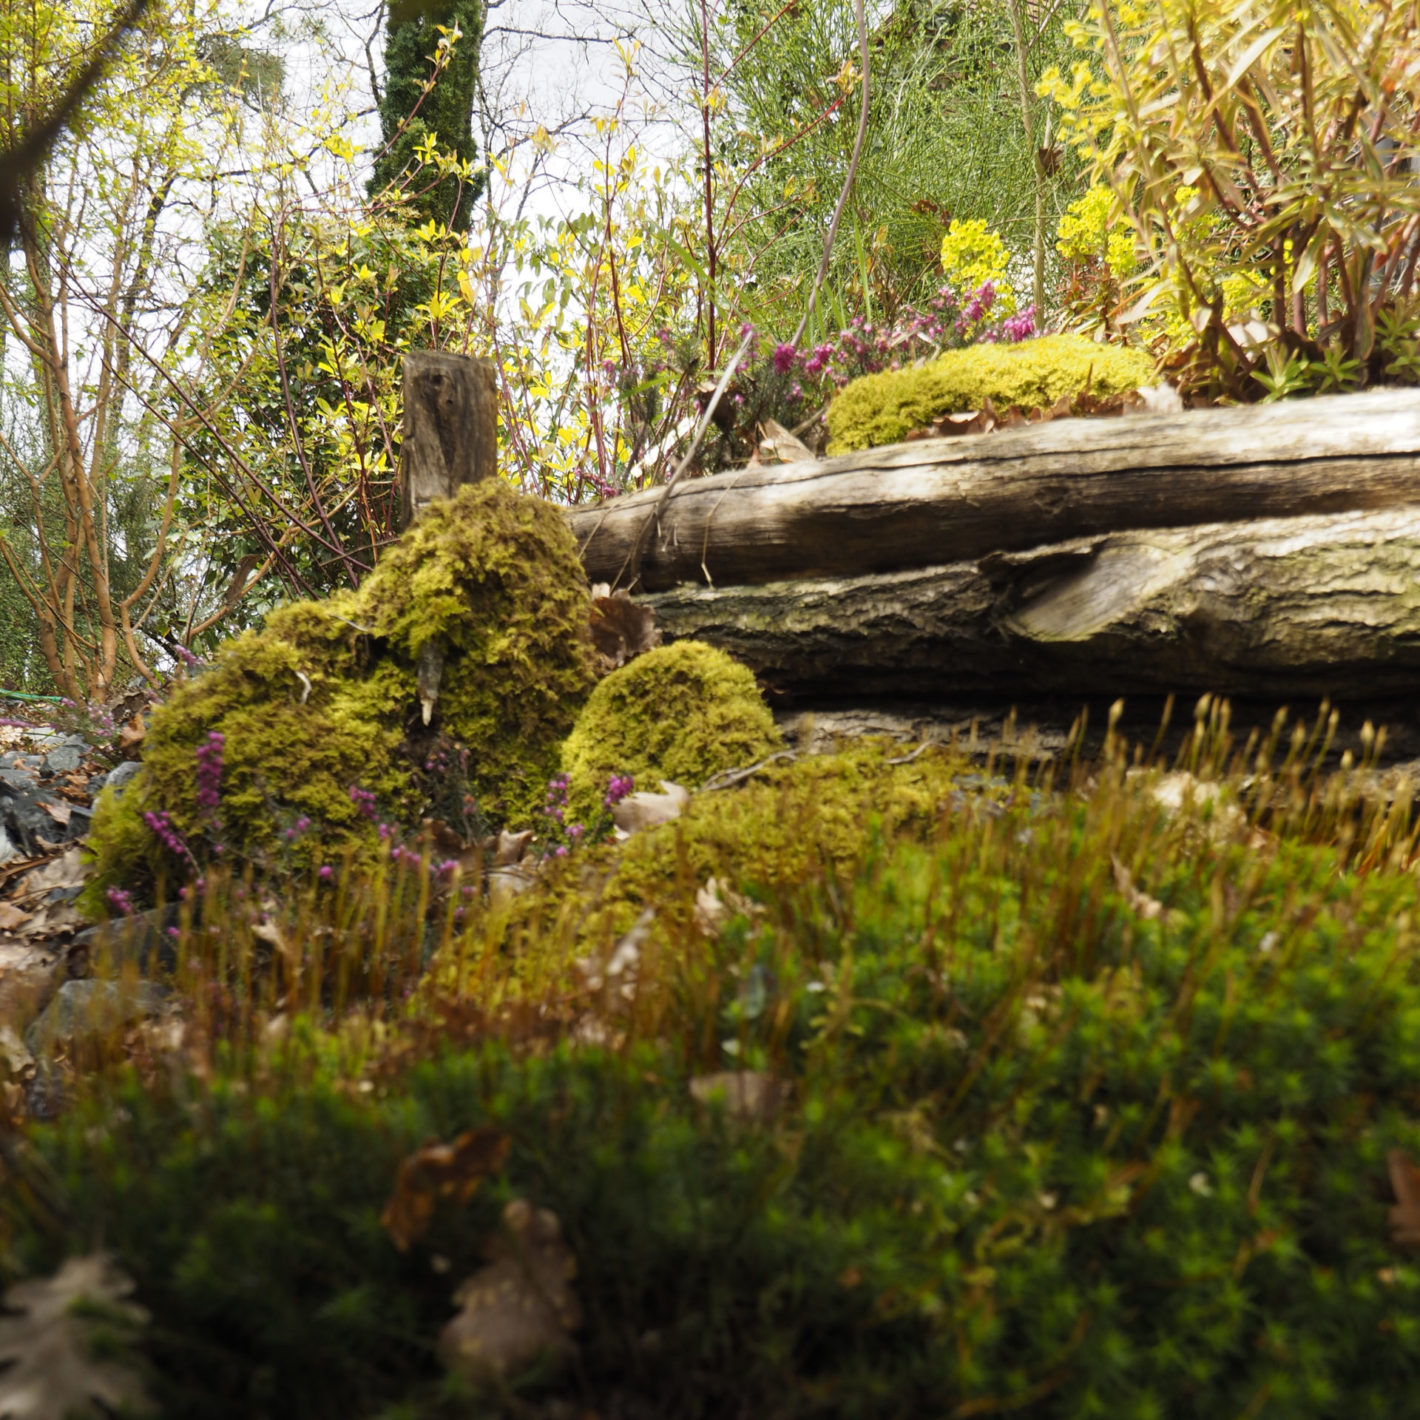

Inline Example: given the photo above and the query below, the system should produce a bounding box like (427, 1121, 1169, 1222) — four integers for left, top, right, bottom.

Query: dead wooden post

(398, 351, 497, 726)
(398, 350, 498, 529)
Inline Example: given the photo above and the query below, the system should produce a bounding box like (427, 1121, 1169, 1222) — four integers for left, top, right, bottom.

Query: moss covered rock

(560, 641, 781, 817)
(84, 482, 599, 905)
(825, 333, 1157, 453)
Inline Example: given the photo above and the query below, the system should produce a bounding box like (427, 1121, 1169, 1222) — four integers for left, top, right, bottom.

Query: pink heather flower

(105, 886, 135, 916)
(195, 731, 224, 822)
(772, 342, 797, 374)
(603, 773, 634, 809)
(349, 785, 379, 820)
(318, 865, 334, 882)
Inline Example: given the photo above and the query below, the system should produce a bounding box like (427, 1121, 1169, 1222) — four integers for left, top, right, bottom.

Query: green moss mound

(826, 333, 1158, 453)
(560, 640, 781, 815)
(86, 482, 598, 901)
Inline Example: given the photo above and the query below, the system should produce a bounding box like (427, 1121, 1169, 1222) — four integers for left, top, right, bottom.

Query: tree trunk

(399, 351, 498, 528)
(569, 388, 1420, 592)
(642, 505, 1420, 701)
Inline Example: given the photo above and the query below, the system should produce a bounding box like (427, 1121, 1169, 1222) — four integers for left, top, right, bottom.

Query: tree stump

(398, 351, 498, 528)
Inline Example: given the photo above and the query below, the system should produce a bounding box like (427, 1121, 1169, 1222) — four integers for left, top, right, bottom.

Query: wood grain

(570, 388, 1420, 591)
(643, 505, 1420, 700)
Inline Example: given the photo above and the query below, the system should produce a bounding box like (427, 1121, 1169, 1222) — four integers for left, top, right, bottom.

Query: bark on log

(642, 505, 1420, 700)
(570, 388, 1420, 592)
(399, 351, 498, 528)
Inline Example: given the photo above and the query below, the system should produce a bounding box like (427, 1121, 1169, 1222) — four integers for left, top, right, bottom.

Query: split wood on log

(569, 388, 1420, 592)
(641, 504, 1420, 701)
(399, 351, 497, 528)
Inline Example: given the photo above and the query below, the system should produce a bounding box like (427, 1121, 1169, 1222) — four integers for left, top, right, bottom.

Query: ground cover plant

(10, 702, 1420, 1417)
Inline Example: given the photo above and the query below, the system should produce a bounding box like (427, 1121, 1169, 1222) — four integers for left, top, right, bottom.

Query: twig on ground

(698, 749, 801, 794)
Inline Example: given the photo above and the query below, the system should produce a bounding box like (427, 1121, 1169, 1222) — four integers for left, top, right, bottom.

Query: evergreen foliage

(370, 0, 486, 233)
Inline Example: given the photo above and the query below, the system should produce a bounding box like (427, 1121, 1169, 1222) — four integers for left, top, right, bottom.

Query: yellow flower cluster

(1055, 184, 1138, 277)
(939, 219, 1018, 315)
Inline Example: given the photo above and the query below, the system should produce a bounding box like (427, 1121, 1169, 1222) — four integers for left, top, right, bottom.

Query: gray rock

(24, 979, 166, 1056)
(71, 905, 182, 976)
(98, 760, 143, 796)
(0, 775, 87, 854)
(43, 745, 83, 774)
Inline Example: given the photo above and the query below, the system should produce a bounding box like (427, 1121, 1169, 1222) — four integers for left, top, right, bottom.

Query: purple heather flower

(194, 731, 224, 823)
(318, 864, 334, 882)
(603, 773, 634, 809)
(105, 885, 135, 916)
(772, 342, 797, 374)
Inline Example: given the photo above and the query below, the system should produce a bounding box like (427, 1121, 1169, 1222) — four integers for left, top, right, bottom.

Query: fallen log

(641, 505, 1420, 700)
(569, 388, 1420, 592)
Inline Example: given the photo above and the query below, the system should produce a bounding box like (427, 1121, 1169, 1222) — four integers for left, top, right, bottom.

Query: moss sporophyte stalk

(27, 723, 1420, 1417)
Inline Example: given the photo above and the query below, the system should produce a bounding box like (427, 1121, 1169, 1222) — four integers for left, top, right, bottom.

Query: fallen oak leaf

(0, 1253, 152, 1420)
(118, 714, 145, 752)
(382, 1126, 511, 1252)
(589, 589, 661, 672)
(40, 801, 72, 828)
(438, 1198, 582, 1384)
(0, 901, 32, 932)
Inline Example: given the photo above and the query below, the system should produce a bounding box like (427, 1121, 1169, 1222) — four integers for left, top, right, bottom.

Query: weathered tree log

(642, 505, 1420, 700)
(399, 351, 497, 527)
(570, 388, 1420, 592)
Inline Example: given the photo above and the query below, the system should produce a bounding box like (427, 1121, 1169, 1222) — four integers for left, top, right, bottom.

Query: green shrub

(560, 641, 782, 818)
(825, 334, 1155, 453)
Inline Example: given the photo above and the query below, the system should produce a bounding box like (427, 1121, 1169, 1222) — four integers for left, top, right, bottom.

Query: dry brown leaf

(381, 1127, 511, 1252)
(14, 847, 87, 901)
(1110, 855, 1167, 921)
(1389, 1150, 1420, 1248)
(438, 1198, 582, 1384)
(0, 901, 32, 932)
(757, 417, 815, 465)
(611, 781, 689, 834)
(693, 878, 759, 938)
(40, 801, 71, 828)
(0, 1253, 152, 1420)
(689, 1070, 789, 1123)
(118, 715, 145, 752)
(589, 590, 661, 672)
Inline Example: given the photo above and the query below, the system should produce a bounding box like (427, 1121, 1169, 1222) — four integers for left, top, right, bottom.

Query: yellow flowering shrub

(1036, 0, 1420, 395)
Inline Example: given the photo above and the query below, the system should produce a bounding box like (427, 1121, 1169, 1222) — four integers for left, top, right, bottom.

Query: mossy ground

(19, 720, 1420, 1418)
(81, 482, 599, 909)
(825, 333, 1158, 453)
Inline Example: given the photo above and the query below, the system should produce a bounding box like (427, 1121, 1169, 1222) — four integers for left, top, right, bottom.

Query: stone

(71, 905, 182, 977)
(43, 746, 83, 774)
(98, 760, 143, 796)
(24, 979, 166, 1057)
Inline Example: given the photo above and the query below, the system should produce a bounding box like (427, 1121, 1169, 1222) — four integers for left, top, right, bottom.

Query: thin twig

(789, 0, 871, 351)
(699, 749, 801, 794)
(612, 330, 754, 591)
